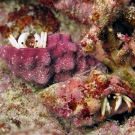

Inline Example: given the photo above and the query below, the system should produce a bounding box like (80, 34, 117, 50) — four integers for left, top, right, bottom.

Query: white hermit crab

(8, 31, 47, 49)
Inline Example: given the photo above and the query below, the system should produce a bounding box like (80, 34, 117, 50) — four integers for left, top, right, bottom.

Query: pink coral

(0, 33, 99, 85)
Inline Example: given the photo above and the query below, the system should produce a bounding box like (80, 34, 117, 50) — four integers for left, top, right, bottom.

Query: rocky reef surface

(0, 0, 135, 134)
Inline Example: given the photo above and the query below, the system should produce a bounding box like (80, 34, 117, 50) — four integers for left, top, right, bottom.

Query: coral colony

(0, 32, 98, 85)
(0, 0, 135, 134)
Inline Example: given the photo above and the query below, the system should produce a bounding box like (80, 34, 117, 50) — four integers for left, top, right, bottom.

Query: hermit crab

(38, 68, 135, 126)
(8, 31, 47, 49)
(101, 93, 134, 119)
(81, 69, 135, 120)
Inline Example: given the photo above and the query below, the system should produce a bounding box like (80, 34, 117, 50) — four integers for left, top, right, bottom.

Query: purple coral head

(0, 32, 99, 85)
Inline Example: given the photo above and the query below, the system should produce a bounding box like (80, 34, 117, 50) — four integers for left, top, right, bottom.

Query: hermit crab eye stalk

(101, 93, 134, 119)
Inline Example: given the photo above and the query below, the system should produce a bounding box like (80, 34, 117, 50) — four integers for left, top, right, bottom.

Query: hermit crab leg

(34, 33, 41, 48)
(101, 97, 108, 118)
(101, 93, 134, 118)
(106, 101, 111, 114)
(8, 34, 19, 49)
(122, 95, 133, 109)
(40, 31, 47, 48)
(18, 32, 29, 48)
(114, 93, 122, 111)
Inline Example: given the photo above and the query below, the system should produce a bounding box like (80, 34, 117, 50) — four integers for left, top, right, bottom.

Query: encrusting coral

(0, 0, 135, 134)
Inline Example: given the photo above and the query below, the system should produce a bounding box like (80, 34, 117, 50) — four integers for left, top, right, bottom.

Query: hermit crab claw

(101, 97, 108, 118)
(18, 32, 29, 48)
(8, 34, 20, 49)
(122, 95, 133, 111)
(113, 93, 122, 111)
(101, 93, 134, 119)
